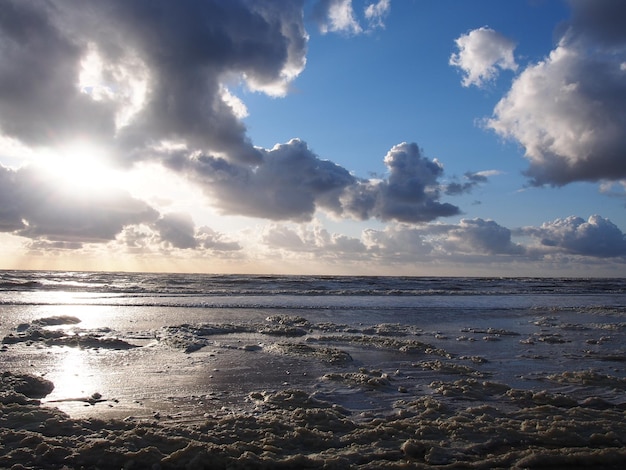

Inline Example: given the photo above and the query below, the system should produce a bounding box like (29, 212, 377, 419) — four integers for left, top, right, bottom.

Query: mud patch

(413, 359, 491, 378)
(267, 342, 353, 364)
(3, 325, 137, 350)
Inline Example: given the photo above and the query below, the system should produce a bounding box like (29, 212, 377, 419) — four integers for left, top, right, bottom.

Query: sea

(2, 271, 626, 467)
(2, 270, 626, 310)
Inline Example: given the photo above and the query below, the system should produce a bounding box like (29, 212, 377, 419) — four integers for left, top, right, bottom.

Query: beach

(1, 272, 626, 468)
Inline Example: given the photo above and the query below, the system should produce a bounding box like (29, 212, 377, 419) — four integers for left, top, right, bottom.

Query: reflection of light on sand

(46, 347, 102, 401)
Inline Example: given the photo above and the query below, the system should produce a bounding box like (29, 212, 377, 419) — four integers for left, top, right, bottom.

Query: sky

(1, 0, 625, 277)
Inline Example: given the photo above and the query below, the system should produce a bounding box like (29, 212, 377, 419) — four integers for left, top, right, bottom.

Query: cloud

(3, 0, 454, 230)
(0, 1, 117, 147)
(153, 213, 198, 250)
(486, 0, 626, 186)
(564, 0, 626, 47)
(450, 26, 518, 88)
(520, 215, 626, 258)
(313, 0, 362, 35)
(440, 218, 525, 255)
(313, 0, 390, 35)
(364, 0, 391, 29)
(341, 143, 461, 223)
(196, 227, 242, 252)
(168, 140, 458, 224)
(176, 139, 355, 222)
(444, 171, 492, 196)
(363, 225, 433, 258)
(152, 214, 243, 251)
(0, 0, 308, 165)
(262, 223, 366, 255)
(0, 164, 158, 244)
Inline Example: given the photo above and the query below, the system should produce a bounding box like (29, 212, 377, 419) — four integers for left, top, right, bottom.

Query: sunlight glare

(39, 141, 122, 195)
(45, 347, 102, 402)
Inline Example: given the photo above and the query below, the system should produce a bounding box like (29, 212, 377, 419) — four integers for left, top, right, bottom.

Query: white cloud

(220, 86, 249, 119)
(440, 218, 525, 255)
(315, 0, 362, 35)
(313, 0, 390, 35)
(487, 44, 626, 185)
(485, 0, 626, 186)
(364, 0, 391, 29)
(450, 26, 518, 88)
(520, 215, 626, 258)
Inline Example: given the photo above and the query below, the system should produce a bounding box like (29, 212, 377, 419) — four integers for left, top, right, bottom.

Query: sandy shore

(2, 311, 626, 468)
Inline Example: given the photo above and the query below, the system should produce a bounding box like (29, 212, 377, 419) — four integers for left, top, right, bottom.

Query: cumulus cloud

(0, 0, 308, 165)
(196, 227, 242, 252)
(2, 0, 454, 234)
(153, 213, 198, 250)
(440, 218, 525, 255)
(362, 225, 433, 258)
(313, 0, 390, 35)
(0, 164, 158, 244)
(520, 215, 626, 258)
(450, 26, 518, 88)
(175, 139, 355, 222)
(313, 0, 362, 35)
(167, 140, 458, 224)
(341, 143, 461, 223)
(360, 218, 524, 263)
(116, 222, 241, 255)
(0, 1, 117, 147)
(262, 223, 366, 255)
(486, 0, 626, 186)
(252, 215, 625, 272)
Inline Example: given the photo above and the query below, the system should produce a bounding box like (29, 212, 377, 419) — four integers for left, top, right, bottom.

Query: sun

(37, 140, 122, 194)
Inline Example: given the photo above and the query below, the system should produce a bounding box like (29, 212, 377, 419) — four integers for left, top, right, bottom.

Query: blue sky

(0, 0, 625, 276)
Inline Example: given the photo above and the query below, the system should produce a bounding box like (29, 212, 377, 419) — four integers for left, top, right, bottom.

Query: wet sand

(2, 308, 626, 468)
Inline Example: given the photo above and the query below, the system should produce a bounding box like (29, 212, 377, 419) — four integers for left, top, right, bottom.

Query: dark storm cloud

(0, 1, 116, 146)
(0, 165, 159, 244)
(0, 165, 23, 231)
(0, 0, 307, 163)
(565, 0, 626, 46)
(90, 0, 308, 164)
(520, 215, 626, 258)
(487, 0, 626, 186)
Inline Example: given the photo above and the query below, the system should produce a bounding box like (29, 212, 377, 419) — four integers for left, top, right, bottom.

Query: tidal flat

(2, 308, 626, 468)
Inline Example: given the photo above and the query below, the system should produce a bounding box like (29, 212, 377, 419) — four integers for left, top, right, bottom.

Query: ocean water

(2, 271, 626, 467)
(3, 270, 626, 308)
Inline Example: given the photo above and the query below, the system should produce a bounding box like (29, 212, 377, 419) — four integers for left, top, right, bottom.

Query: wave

(1, 270, 625, 300)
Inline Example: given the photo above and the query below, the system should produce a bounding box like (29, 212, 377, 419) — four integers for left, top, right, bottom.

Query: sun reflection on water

(45, 347, 102, 402)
